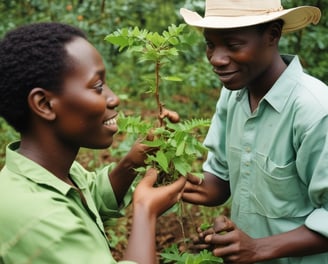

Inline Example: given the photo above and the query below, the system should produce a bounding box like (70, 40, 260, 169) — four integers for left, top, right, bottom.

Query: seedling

(105, 24, 210, 184)
(161, 244, 223, 264)
(105, 24, 222, 263)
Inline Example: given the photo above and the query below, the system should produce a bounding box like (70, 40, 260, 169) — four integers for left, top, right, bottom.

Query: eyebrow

(95, 68, 105, 79)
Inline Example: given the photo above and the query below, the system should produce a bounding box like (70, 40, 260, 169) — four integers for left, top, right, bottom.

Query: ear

(267, 21, 283, 46)
(28, 88, 56, 121)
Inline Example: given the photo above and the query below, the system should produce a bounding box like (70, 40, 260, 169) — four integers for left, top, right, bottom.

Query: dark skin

(183, 22, 328, 263)
(18, 36, 186, 263)
(20, 37, 134, 201)
(204, 22, 287, 111)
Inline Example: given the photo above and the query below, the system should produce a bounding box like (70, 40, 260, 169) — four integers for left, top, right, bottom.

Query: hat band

(205, 6, 283, 16)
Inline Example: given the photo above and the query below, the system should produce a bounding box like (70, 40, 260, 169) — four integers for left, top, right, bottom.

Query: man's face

(204, 25, 274, 90)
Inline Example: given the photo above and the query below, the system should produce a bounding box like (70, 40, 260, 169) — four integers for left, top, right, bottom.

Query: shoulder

(292, 73, 328, 117)
(0, 170, 72, 227)
(283, 55, 328, 111)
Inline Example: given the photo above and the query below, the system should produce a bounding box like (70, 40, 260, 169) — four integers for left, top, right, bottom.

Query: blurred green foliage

(0, 0, 327, 168)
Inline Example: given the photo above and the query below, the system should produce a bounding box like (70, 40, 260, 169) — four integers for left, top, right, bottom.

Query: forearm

(123, 204, 157, 264)
(109, 156, 139, 205)
(255, 225, 328, 262)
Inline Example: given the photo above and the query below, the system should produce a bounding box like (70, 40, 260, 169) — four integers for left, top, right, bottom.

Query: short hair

(0, 22, 87, 133)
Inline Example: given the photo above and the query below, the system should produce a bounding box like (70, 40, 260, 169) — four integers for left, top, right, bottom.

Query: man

(180, 1, 328, 263)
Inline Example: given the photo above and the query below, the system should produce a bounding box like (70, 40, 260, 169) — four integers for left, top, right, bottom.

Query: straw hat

(180, 0, 321, 33)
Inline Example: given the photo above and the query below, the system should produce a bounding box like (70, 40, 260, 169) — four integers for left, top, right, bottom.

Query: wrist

(133, 201, 157, 223)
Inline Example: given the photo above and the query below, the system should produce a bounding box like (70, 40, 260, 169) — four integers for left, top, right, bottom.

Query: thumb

(187, 173, 203, 185)
(163, 176, 187, 199)
(141, 168, 158, 186)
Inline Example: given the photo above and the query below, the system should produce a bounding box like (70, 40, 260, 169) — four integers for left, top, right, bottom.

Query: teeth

(104, 118, 117, 126)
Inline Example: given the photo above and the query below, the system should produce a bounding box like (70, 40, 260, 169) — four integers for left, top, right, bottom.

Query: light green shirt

(203, 55, 328, 263)
(0, 142, 135, 264)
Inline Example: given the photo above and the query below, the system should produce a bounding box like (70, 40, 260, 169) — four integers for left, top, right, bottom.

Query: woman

(0, 22, 185, 264)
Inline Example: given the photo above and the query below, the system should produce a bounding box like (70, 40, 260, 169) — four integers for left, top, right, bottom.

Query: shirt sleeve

(71, 162, 133, 220)
(296, 116, 328, 238)
(203, 87, 230, 181)
(299, 117, 328, 237)
(93, 165, 134, 226)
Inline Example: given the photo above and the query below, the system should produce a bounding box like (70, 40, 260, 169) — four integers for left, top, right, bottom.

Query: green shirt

(0, 142, 135, 264)
(203, 55, 328, 263)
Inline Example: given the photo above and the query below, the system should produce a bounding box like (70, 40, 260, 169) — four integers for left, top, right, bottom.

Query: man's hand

(200, 216, 258, 264)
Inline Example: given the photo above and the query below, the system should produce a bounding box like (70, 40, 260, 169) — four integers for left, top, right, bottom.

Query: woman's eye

(94, 81, 104, 93)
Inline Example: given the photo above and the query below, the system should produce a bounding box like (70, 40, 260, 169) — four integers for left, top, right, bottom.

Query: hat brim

(180, 6, 321, 33)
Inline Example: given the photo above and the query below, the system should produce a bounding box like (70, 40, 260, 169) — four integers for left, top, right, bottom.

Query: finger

(155, 176, 186, 204)
(141, 168, 158, 185)
(213, 216, 235, 233)
(186, 173, 204, 185)
(189, 243, 213, 251)
(182, 191, 209, 205)
(166, 176, 187, 197)
(200, 227, 216, 237)
(205, 230, 236, 248)
(204, 234, 230, 249)
(146, 129, 155, 141)
(212, 243, 237, 260)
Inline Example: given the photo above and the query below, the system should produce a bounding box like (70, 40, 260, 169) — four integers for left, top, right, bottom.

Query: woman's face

(204, 25, 274, 90)
(51, 37, 120, 149)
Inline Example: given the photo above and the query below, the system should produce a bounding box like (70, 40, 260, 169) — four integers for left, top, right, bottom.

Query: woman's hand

(124, 168, 186, 264)
(123, 139, 152, 168)
(109, 137, 156, 205)
(133, 168, 186, 217)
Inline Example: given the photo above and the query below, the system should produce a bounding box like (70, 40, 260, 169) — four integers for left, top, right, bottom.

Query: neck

(248, 54, 287, 111)
(19, 134, 79, 183)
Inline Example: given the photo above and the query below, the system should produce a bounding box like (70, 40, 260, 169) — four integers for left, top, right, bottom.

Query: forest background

(0, 0, 327, 262)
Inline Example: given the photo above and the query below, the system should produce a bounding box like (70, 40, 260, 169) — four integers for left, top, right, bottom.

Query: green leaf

(200, 223, 212, 231)
(104, 35, 129, 50)
(168, 36, 179, 46)
(172, 158, 191, 176)
(162, 75, 183, 82)
(143, 139, 164, 147)
(155, 150, 169, 173)
(176, 140, 186, 156)
(146, 32, 165, 47)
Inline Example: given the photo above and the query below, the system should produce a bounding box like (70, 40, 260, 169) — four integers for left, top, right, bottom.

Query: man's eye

(227, 42, 243, 50)
(94, 81, 104, 93)
(205, 41, 214, 50)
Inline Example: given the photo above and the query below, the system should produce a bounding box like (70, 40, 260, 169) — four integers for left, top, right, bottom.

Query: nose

(208, 47, 230, 67)
(105, 88, 120, 109)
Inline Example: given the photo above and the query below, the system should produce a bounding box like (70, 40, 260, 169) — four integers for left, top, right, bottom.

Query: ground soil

(109, 201, 229, 263)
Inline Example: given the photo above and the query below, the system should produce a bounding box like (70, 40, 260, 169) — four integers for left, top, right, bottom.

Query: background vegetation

(0, 0, 327, 167)
(0, 0, 327, 261)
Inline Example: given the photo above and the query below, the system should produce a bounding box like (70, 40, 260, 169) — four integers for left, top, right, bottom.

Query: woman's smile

(103, 115, 118, 132)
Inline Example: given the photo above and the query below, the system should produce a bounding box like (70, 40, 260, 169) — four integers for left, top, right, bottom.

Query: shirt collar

(263, 55, 303, 113)
(235, 55, 303, 113)
(5, 141, 73, 195)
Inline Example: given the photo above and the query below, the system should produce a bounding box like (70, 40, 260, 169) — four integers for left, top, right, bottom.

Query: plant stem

(155, 60, 164, 127)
